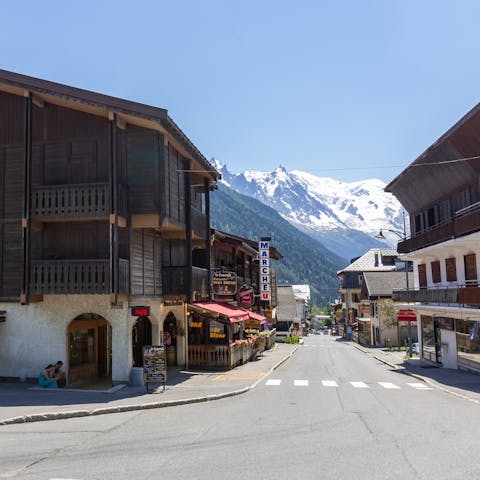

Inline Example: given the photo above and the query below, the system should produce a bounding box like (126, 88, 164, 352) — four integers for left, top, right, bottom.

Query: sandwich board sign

(142, 345, 167, 392)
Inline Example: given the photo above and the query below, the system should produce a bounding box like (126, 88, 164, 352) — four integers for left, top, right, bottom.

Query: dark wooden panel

(44, 142, 69, 185)
(464, 254, 477, 283)
(125, 127, 156, 213)
(130, 229, 145, 295)
(1, 222, 22, 298)
(4, 146, 25, 218)
(143, 230, 154, 296)
(431, 261, 441, 283)
(418, 264, 427, 288)
(446, 258, 457, 282)
(0, 91, 24, 145)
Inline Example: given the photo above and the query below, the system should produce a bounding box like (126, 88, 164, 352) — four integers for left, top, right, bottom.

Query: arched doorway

(163, 312, 177, 366)
(132, 316, 152, 367)
(68, 313, 112, 388)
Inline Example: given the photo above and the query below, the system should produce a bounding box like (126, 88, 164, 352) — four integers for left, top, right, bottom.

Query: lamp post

(375, 212, 413, 356)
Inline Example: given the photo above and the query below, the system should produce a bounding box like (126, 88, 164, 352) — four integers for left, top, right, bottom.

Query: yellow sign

(190, 321, 203, 328)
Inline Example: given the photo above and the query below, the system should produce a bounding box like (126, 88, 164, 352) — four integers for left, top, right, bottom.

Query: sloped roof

(337, 248, 398, 274)
(363, 271, 414, 297)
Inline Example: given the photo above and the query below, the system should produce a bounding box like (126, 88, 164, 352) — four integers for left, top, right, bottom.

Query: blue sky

(2, 1, 480, 182)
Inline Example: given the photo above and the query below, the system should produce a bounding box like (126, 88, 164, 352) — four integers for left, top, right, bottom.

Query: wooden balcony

(393, 286, 480, 306)
(31, 183, 128, 220)
(398, 202, 480, 253)
(30, 258, 129, 294)
(161, 266, 209, 297)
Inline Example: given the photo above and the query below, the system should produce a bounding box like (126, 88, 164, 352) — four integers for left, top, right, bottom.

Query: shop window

(188, 315, 205, 345)
(209, 320, 227, 345)
(456, 319, 480, 370)
(445, 258, 457, 282)
(418, 264, 427, 288)
(431, 261, 441, 284)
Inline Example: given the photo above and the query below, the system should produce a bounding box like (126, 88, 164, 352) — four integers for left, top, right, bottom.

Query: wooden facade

(0, 70, 218, 304)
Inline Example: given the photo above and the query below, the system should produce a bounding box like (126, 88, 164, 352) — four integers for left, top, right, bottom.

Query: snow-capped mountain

(213, 160, 405, 260)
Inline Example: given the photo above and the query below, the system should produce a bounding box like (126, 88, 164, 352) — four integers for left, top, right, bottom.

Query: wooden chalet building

(0, 70, 219, 386)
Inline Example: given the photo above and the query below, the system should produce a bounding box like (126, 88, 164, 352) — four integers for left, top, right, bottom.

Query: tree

(377, 299, 399, 346)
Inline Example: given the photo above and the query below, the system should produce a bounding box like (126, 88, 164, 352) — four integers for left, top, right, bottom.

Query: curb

(349, 341, 480, 405)
(0, 346, 299, 426)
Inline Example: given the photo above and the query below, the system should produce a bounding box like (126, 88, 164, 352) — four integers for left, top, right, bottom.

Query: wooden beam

(32, 95, 45, 108)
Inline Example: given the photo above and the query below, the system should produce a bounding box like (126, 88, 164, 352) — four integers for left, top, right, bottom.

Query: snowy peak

(215, 163, 404, 254)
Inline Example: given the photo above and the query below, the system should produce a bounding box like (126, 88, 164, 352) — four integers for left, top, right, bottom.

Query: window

(445, 258, 457, 282)
(431, 261, 441, 284)
(464, 254, 477, 286)
(418, 264, 427, 288)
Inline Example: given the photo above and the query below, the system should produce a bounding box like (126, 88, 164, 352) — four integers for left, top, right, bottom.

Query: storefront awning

(189, 302, 250, 323)
(357, 317, 372, 323)
(248, 311, 268, 324)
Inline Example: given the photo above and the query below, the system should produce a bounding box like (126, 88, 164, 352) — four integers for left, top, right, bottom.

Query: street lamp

(375, 213, 413, 357)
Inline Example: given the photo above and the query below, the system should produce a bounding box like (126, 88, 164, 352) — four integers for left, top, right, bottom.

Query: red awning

(190, 302, 250, 323)
(397, 309, 417, 322)
(248, 311, 268, 324)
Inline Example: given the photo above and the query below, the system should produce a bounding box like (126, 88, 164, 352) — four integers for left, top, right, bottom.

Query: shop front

(187, 302, 256, 369)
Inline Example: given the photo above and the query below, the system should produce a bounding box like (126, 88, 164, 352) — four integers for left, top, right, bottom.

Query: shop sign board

(238, 285, 255, 307)
(212, 270, 237, 295)
(259, 238, 271, 304)
(143, 345, 167, 391)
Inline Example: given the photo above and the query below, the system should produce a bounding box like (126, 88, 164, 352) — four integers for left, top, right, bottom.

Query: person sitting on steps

(53, 361, 66, 388)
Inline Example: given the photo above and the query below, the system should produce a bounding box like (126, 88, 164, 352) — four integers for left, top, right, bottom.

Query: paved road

(2, 334, 480, 479)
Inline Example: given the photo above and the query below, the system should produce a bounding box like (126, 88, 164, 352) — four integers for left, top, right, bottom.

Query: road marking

(350, 381, 369, 388)
(265, 379, 281, 386)
(294, 380, 309, 386)
(407, 382, 433, 390)
(322, 380, 338, 387)
(378, 382, 400, 389)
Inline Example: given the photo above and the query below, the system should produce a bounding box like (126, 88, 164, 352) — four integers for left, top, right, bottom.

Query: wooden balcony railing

(393, 286, 480, 306)
(31, 183, 128, 219)
(162, 266, 208, 297)
(398, 202, 480, 253)
(30, 258, 129, 294)
(188, 342, 257, 369)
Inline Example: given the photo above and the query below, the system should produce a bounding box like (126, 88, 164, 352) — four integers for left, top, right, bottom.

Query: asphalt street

(1, 334, 480, 480)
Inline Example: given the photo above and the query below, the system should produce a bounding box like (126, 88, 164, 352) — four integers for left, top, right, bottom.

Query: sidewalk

(0, 343, 298, 426)
(349, 341, 480, 405)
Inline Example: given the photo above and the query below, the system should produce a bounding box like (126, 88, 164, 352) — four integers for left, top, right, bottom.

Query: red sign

(238, 286, 255, 307)
(397, 309, 416, 322)
(131, 306, 150, 316)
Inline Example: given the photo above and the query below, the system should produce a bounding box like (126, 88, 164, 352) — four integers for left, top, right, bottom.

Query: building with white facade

(386, 102, 480, 371)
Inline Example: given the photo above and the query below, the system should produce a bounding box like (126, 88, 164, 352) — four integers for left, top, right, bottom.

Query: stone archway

(68, 313, 112, 388)
(163, 312, 177, 366)
(132, 316, 152, 367)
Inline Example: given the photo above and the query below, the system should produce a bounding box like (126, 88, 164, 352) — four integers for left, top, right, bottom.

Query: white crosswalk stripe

(350, 381, 369, 388)
(322, 380, 338, 387)
(407, 382, 433, 390)
(264, 378, 433, 391)
(294, 380, 309, 386)
(378, 382, 400, 389)
(265, 379, 281, 386)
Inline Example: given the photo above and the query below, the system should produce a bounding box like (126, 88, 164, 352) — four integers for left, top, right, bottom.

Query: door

(132, 316, 152, 367)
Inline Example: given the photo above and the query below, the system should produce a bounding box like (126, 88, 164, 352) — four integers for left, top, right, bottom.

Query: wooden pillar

(185, 167, 192, 303)
(21, 92, 32, 304)
(205, 177, 212, 299)
(109, 113, 119, 305)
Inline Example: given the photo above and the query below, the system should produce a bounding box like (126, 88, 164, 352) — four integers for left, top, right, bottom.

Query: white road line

(265, 379, 281, 386)
(378, 382, 400, 389)
(407, 382, 433, 390)
(294, 380, 309, 387)
(322, 380, 338, 387)
(350, 381, 369, 388)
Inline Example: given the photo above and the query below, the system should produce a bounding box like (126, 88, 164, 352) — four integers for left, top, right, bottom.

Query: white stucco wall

(0, 295, 131, 381)
(0, 296, 189, 382)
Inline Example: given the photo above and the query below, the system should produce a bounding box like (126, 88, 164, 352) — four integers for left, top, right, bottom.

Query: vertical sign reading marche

(259, 237, 271, 304)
